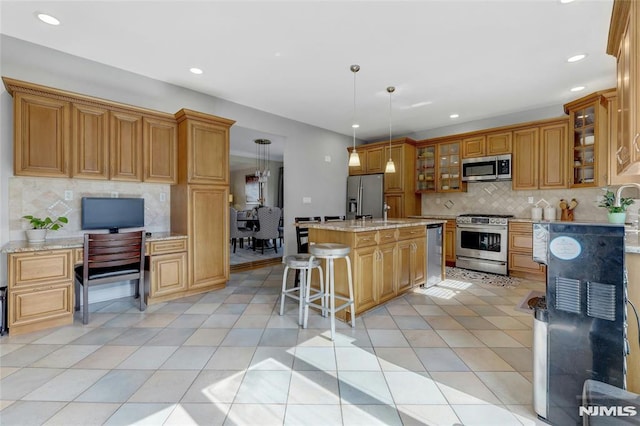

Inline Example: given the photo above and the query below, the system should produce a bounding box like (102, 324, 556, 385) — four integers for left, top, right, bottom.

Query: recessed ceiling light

(570, 86, 586, 92)
(559, 0, 575, 4)
(189, 68, 203, 75)
(37, 13, 60, 26)
(450, 114, 459, 119)
(567, 54, 587, 63)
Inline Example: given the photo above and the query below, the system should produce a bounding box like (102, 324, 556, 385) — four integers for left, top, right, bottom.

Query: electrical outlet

(324, 155, 331, 162)
(528, 197, 534, 203)
(159, 192, 166, 202)
(303, 197, 312, 204)
(64, 190, 73, 201)
(111, 192, 118, 198)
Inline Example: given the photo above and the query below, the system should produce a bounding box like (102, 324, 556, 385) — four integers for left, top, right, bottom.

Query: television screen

(81, 197, 145, 233)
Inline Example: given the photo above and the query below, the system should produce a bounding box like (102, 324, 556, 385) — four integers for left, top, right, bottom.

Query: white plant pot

(25, 229, 47, 243)
(607, 212, 627, 224)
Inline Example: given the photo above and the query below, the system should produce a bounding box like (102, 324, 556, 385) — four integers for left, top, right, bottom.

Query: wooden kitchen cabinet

(143, 116, 178, 184)
(72, 103, 109, 179)
(512, 119, 568, 190)
(146, 238, 188, 301)
(623, 252, 640, 393)
(608, 0, 640, 175)
(12, 92, 71, 178)
(416, 145, 437, 192)
(437, 141, 463, 192)
(377, 241, 398, 304)
(353, 245, 378, 312)
(171, 111, 233, 293)
(444, 219, 456, 266)
(7, 249, 74, 335)
(397, 226, 426, 292)
(347, 145, 384, 175)
(110, 110, 143, 182)
(564, 91, 610, 188)
(462, 132, 512, 158)
(508, 221, 545, 281)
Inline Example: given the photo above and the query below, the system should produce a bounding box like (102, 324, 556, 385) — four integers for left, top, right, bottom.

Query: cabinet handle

(633, 133, 640, 153)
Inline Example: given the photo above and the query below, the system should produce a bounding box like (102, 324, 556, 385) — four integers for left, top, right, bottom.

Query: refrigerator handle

(357, 180, 363, 216)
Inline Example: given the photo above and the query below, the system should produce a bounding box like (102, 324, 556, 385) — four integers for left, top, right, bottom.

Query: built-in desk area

(1, 233, 188, 335)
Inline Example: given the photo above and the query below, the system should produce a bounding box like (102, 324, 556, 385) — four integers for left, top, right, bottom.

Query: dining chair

(323, 215, 345, 222)
(253, 206, 282, 254)
(74, 231, 146, 325)
(294, 216, 322, 254)
(230, 207, 254, 253)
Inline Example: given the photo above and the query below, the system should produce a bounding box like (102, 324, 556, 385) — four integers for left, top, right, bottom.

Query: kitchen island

(306, 218, 445, 319)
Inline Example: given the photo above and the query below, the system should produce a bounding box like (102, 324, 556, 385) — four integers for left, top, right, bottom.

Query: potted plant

(598, 189, 634, 224)
(22, 215, 68, 243)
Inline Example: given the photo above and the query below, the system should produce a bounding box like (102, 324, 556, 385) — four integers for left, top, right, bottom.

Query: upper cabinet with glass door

(415, 145, 436, 192)
(437, 140, 464, 192)
(564, 91, 610, 188)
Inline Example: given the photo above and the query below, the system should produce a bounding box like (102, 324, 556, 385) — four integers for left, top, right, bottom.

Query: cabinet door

(384, 193, 404, 219)
(377, 243, 397, 303)
(486, 132, 512, 155)
(397, 240, 413, 295)
(9, 283, 73, 330)
(383, 145, 404, 192)
(412, 238, 426, 287)
(150, 252, 188, 298)
(353, 246, 378, 313)
(512, 128, 539, 190)
(186, 120, 229, 184)
(189, 185, 229, 289)
(539, 122, 568, 189)
(9, 250, 74, 289)
(110, 111, 143, 181)
(72, 103, 109, 179)
(444, 220, 456, 265)
(366, 146, 385, 174)
(14, 92, 70, 177)
(462, 136, 486, 158)
(143, 117, 178, 183)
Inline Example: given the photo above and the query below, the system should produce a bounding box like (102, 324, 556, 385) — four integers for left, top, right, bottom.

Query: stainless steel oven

(455, 214, 512, 275)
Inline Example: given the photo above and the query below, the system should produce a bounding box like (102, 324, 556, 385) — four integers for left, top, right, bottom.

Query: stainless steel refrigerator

(532, 222, 627, 425)
(346, 174, 384, 220)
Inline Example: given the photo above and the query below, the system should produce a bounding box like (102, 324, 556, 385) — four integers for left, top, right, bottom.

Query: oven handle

(456, 223, 508, 231)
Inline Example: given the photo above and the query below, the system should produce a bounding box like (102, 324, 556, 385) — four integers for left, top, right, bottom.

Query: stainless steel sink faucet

(383, 202, 391, 221)
(614, 183, 640, 208)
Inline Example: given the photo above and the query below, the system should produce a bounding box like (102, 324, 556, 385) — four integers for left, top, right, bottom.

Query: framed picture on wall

(245, 175, 259, 204)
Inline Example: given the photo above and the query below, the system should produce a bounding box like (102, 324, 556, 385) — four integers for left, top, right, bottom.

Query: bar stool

(280, 254, 324, 325)
(304, 243, 355, 340)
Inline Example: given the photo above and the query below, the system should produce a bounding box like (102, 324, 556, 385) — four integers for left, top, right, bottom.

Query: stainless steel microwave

(461, 154, 512, 182)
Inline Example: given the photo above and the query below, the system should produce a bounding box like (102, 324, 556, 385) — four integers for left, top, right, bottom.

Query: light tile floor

(0, 265, 547, 425)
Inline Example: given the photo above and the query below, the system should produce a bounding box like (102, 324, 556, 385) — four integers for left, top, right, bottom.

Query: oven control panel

(456, 216, 510, 226)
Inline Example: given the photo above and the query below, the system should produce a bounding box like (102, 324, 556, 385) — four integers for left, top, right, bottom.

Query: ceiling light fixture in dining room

(385, 86, 396, 174)
(254, 138, 271, 183)
(348, 64, 361, 167)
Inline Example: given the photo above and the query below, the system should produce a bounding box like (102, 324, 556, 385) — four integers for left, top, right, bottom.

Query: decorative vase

(25, 229, 47, 243)
(607, 212, 627, 224)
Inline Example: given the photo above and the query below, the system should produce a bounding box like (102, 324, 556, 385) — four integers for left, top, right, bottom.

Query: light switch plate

(111, 192, 118, 198)
(303, 197, 312, 204)
(64, 190, 73, 201)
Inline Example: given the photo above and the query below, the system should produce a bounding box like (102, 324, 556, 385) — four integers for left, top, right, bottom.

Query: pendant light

(348, 65, 361, 167)
(385, 86, 396, 173)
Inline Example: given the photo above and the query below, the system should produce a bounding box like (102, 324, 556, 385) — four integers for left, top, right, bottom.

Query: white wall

(0, 35, 352, 257)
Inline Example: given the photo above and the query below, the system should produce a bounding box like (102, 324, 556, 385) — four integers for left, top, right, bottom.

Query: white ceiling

(1, 0, 616, 162)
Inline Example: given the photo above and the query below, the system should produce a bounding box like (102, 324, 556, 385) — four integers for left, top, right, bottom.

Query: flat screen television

(81, 197, 145, 233)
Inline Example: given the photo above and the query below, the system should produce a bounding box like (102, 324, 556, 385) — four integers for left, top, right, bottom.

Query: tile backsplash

(420, 180, 639, 223)
(9, 177, 170, 241)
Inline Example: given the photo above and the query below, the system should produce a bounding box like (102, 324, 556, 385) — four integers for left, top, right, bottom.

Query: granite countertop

(1, 232, 187, 254)
(408, 215, 458, 220)
(305, 218, 445, 232)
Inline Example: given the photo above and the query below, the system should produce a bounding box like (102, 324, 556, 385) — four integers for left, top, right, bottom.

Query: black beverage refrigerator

(532, 222, 627, 425)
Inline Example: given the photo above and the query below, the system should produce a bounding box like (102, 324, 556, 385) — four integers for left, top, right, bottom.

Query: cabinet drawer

(354, 231, 377, 248)
(398, 226, 426, 241)
(509, 222, 532, 234)
(509, 233, 533, 252)
(509, 251, 545, 274)
(10, 283, 73, 328)
(377, 229, 397, 244)
(9, 250, 73, 289)
(149, 239, 187, 255)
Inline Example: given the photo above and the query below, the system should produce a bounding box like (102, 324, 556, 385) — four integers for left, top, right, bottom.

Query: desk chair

(74, 231, 146, 324)
(323, 215, 345, 222)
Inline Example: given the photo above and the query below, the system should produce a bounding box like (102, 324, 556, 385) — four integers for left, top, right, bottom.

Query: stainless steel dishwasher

(426, 224, 443, 287)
